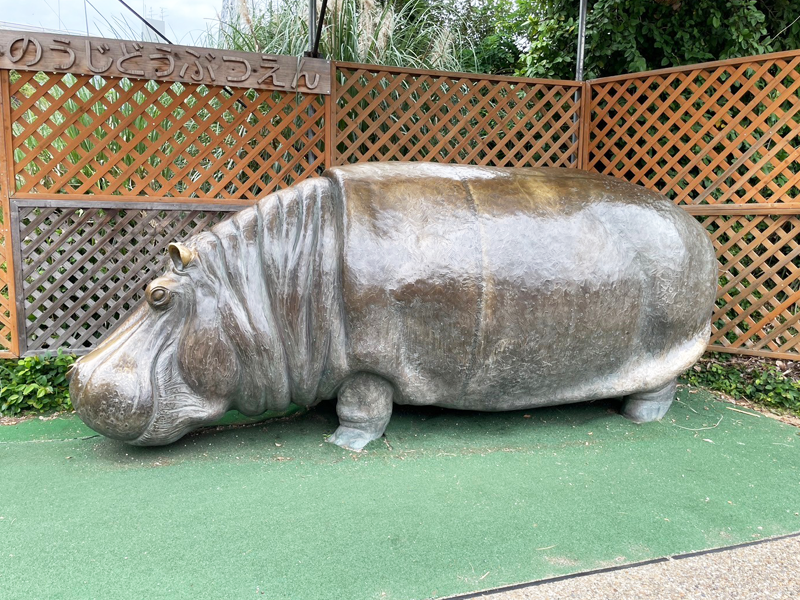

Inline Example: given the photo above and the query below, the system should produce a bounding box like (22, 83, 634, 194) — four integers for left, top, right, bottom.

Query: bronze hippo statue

(69, 163, 718, 450)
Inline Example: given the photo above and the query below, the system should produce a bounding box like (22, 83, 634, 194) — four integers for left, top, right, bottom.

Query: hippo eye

(148, 286, 172, 308)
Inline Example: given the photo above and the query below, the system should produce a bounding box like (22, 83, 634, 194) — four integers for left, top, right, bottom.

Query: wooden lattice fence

(8, 72, 326, 200)
(331, 63, 583, 167)
(11, 201, 238, 353)
(1, 30, 799, 361)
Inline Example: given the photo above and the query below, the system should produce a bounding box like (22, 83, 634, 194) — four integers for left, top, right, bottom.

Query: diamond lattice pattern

(701, 214, 800, 354)
(335, 67, 581, 167)
(588, 57, 800, 205)
(9, 71, 325, 199)
(18, 205, 236, 351)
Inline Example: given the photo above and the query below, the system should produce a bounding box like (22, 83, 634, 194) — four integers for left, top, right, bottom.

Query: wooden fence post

(327, 60, 338, 166)
(578, 80, 592, 170)
(0, 69, 20, 357)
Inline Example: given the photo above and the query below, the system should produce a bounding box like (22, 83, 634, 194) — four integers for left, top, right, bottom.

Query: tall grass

(210, 0, 478, 71)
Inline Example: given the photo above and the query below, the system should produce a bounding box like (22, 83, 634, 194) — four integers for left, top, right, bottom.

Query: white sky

(0, 0, 222, 46)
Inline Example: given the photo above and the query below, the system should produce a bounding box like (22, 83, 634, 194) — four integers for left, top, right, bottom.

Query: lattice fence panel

(699, 213, 800, 355)
(588, 56, 800, 205)
(335, 66, 581, 167)
(16, 204, 237, 352)
(9, 71, 325, 200)
(0, 208, 12, 356)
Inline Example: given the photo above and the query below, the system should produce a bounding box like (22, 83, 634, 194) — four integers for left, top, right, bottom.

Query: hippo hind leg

(621, 379, 677, 423)
(328, 373, 393, 451)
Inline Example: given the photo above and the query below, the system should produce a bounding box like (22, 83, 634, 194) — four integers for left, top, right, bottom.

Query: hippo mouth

(69, 304, 157, 441)
(128, 340, 228, 446)
(70, 305, 227, 446)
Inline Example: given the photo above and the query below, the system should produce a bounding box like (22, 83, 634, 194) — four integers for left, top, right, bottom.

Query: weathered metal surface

(68, 163, 718, 449)
(0, 30, 330, 94)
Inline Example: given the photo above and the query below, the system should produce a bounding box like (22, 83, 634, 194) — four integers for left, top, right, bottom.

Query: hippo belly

(331, 163, 716, 414)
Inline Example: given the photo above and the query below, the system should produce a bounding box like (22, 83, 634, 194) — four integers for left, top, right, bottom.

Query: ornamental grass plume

(358, 0, 377, 59)
(237, 0, 260, 52)
(210, 0, 477, 71)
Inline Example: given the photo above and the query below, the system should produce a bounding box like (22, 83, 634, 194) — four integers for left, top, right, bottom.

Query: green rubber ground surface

(2, 385, 799, 600)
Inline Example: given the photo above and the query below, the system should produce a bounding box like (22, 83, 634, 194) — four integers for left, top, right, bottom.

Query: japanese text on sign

(0, 31, 330, 95)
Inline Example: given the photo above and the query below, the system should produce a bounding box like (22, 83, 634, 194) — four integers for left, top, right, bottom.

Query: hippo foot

(621, 379, 677, 423)
(328, 426, 382, 451)
(329, 372, 394, 451)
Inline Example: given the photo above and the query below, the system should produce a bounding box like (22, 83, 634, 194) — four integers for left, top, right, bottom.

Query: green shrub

(745, 368, 800, 412)
(0, 351, 75, 416)
(686, 353, 800, 414)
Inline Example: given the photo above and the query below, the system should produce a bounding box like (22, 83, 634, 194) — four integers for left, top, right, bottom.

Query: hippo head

(69, 233, 290, 445)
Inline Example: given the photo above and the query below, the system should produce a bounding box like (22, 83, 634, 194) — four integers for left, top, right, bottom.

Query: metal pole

(575, 0, 588, 82)
(313, 0, 329, 58)
(306, 0, 318, 171)
(572, 0, 588, 165)
(309, 0, 317, 55)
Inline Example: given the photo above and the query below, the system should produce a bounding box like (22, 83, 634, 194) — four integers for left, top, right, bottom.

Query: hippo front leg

(328, 373, 393, 451)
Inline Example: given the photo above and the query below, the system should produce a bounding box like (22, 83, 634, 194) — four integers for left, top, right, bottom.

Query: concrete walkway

(465, 534, 800, 599)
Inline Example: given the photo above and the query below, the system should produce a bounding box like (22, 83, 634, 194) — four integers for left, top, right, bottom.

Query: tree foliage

(422, 0, 528, 73)
(519, 0, 800, 80)
(214, 0, 799, 77)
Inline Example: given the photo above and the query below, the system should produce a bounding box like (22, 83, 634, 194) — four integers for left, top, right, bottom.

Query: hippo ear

(168, 243, 195, 271)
